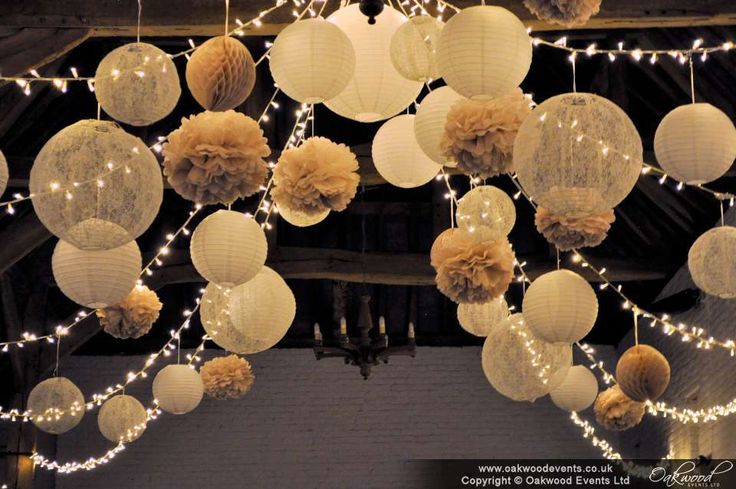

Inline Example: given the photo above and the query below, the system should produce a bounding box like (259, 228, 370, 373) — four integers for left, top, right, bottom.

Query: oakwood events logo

(649, 460, 734, 487)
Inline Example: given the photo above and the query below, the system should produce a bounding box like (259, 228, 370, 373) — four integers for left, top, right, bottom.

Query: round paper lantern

(325, 4, 423, 122)
(654, 103, 736, 185)
(522, 269, 598, 344)
(514, 93, 643, 217)
(0, 150, 7, 197)
(98, 395, 147, 443)
(481, 313, 572, 402)
(457, 295, 509, 337)
(372, 114, 442, 188)
(27, 377, 85, 435)
(190, 210, 267, 288)
(52, 239, 141, 309)
(456, 185, 516, 242)
(29, 120, 163, 250)
(549, 365, 599, 412)
(616, 344, 671, 402)
(436, 6, 532, 100)
(186, 36, 256, 111)
(390, 15, 444, 82)
(95, 42, 180, 126)
(269, 18, 355, 104)
(152, 364, 203, 415)
(414, 86, 465, 165)
(277, 205, 329, 227)
(688, 226, 736, 298)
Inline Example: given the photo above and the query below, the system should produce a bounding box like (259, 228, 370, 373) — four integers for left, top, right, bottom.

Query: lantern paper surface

(414, 86, 465, 165)
(0, 150, 7, 197)
(457, 295, 510, 337)
(688, 226, 736, 298)
(278, 205, 330, 227)
(390, 16, 444, 82)
(152, 365, 204, 415)
(28, 377, 85, 435)
(455, 185, 516, 242)
(549, 365, 599, 412)
(98, 395, 148, 443)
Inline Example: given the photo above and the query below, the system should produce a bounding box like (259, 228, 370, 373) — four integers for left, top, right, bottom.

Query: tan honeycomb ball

(95, 42, 181, 126)
(98, 395, 148, 443)
(616, 344, 671, 402)
(688, 226, 736, 298)
(27, 377, 85, 435)
(390, 15, 444, 82)
(186, 36, 256, 111)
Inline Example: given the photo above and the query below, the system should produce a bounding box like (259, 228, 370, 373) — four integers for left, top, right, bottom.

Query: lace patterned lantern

(455, 185, 516, 242)
(456, 295, 510, 337)
(98, 395, 148, 443)
(278, 205, 330, 227)
(28, 377, 85, 435)
(390, 15, 443, 82)
(0, 150, 7, 197)
(688, 226, 736, 298)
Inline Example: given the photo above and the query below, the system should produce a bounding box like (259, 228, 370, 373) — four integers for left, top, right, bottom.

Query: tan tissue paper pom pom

(97, 285, 163, 339)
(523, 0, 601, 27)
(594, 385, 646, 431)
(201, 354, 255, 400)
(535, 206, 615, 251)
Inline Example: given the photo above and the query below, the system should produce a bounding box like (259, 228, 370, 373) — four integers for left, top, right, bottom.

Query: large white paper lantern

(457, 295, 509, 337)
(95, 42, 181, 126)
(325, 4, 423, 122)
(549, 365, 598, 412)
(52, 239, 141, 309)
(98, 395, 147, 443)
(688, 226, 736, 298)
(277, 205, 329, 227)
(29, 120, 163, 250)
(28, 377, 85, 435)
(436, 6, 532, 100)
(372, 114, 442, 188)
(390, 15, 444, 82)
(190, 210, 267, 288)
(269, 18, 355, 104)
(654, 103, 736, 184)
(152, 365, 203, 415)
(514, 93, 643, 217)
(414, 86, 465, 165)
(456, 185, 515, 242)
(0, 150, 7, 197)
(522, 269, 598, 344)
(481, 313, 572, 402)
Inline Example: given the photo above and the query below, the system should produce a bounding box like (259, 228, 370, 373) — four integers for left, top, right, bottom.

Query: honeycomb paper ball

(455, 185, 516, 242)
(688, 226, 736, 298)
(522, 269, 598, 344)
(95, 42, 181, 126)
(390, 15, 444, 82)
(269, 18, 355, 104)
(190, 210, 267, 288)
(514, 93, 642, 217)
(52, 239, 141, 309)
(0, 150, 7, 197)
(152, 364, 203, 415)
(186, 35, 256, 111)
(654, 103, 736, 185)
(549, 365, 599, 412)
(616, 344, 671, 402)
(28, 377, 85, 435)
(372, 114, 442, 188)
(277, 205, 329, 227)
(29, 120, 163, 250)
(98, 395, 147, 443)
(325, 4, 423, 122)
(414, 86, 465, 165)
(436, 6, 532, 100)
(457, 295, 510, 337)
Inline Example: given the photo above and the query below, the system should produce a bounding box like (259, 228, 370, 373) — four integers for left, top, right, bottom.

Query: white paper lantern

(0, 150, 8, 197)
(95, 42, 181, 126)
(457, 295, 509, 337)
(414, 86, 465, 165)
(152, 364, 203, 415)
(522, 269, 598, 344)
(481, 313, 572, 402)
(654, 103, 736, 185)
(52, 239, 141, 309)
(28, 377, 85, 435)
(688, 226, 736, 298)
(390, 15, 444, 82)
(277, 205, 329, 227)
(456, 185, 516, 242)
(325, 4, 423, 122)
(98, 395, 148, 443)
(30, 120, 163, 250)
(190, 210, 267, 288)
(514, 93, 643, 217)
(372, 114, 442, 188)
(549, 365, 599, 412)
(436, 6, 532, 100)
(269, 18, 355, 104)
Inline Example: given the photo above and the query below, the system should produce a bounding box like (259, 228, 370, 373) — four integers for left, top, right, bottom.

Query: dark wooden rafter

(0, 27, 90, 77)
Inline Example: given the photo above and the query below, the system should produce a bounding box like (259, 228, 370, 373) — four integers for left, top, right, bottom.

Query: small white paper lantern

(456, 185, 516, 242)
(0, 150, 8, 197)
(152, 364, 203, 415)
(372, 114, 442, 188)
(52, 239, 141, 309)
(549, 365, 599, 412)
(277, 205, 329, 227)
(654, 103, 736, 185)
(98, 395, 148, 443)
(688, 226, 736, 298)
(522, 269, 598, 344)
(325, 4, 423, 122)
(414, 86, 465, 165)
(457, 295, 509, 337)
(28, 377, 85, 435)
(95, 42, 181, 126)
(190, 210, 267, 288)
(269, 18, 355, 104)
(390, 15, 444, 82)
(436, 6, 532, 100)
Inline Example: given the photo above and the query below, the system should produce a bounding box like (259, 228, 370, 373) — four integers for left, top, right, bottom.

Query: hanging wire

(570, 53, 578, 93)
(633, 307, 639, 346)
(556, 247, 561, 270)
(224, 0, 230, 37)
(360, 182, 368, 293)
(136, 0, 143, 43)
(53, 333, 62, 377)
(689, 54, 696, 104)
